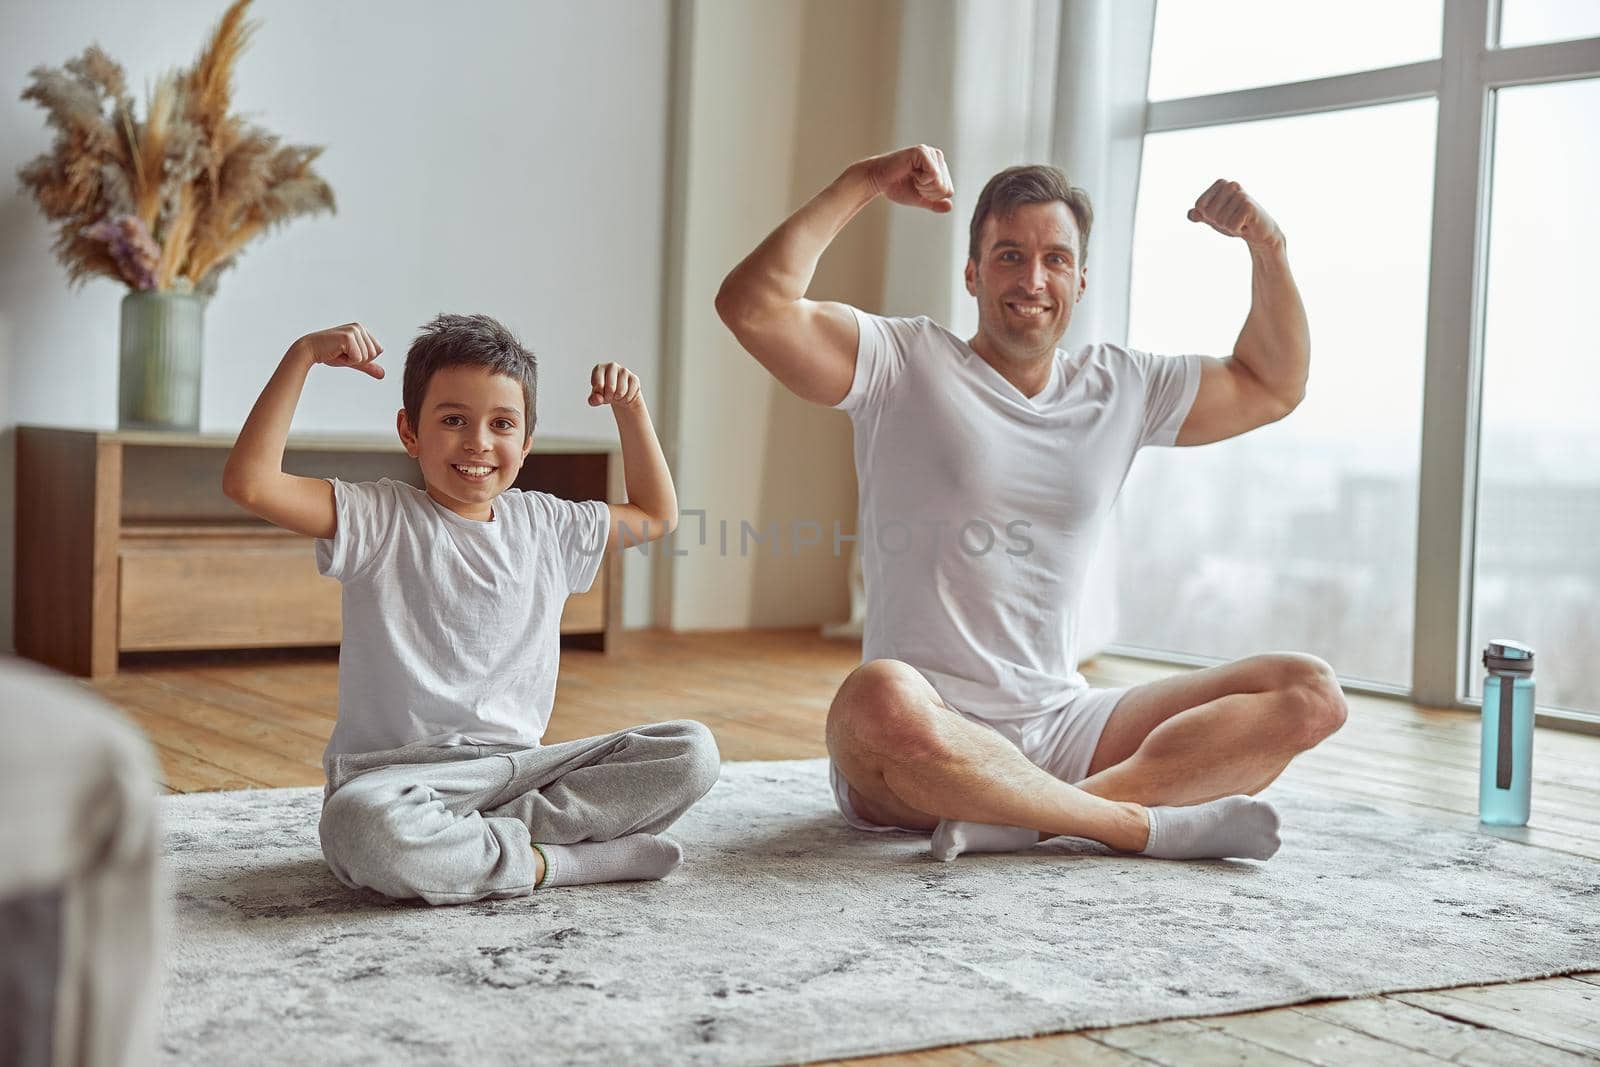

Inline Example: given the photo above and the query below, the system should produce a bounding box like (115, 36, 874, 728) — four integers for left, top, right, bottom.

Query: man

(716, 145, 1346, 862)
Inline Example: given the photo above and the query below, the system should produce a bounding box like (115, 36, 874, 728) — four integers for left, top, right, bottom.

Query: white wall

(0, 0, 672, 647)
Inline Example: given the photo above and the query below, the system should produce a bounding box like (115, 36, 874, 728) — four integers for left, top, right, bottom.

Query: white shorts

(828, 684, 1129, 833)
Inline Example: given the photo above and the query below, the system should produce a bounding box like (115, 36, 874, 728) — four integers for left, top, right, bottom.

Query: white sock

(930, 820, 1042, 862)
(1140, 795, 1281, 860)
(534, 834, 684, 888)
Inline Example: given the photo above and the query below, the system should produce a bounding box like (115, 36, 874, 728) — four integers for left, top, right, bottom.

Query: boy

(223, 314, 719, 905)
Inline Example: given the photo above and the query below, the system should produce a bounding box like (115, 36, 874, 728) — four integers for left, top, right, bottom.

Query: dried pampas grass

(16, 0, 334, 294)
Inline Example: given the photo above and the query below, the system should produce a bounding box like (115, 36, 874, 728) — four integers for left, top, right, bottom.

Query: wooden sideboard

(15, 426, 621, 677)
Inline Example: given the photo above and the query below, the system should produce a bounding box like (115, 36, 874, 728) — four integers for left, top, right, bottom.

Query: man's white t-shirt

(315, 478, 608, 768)
(836, 309, 1202, 720)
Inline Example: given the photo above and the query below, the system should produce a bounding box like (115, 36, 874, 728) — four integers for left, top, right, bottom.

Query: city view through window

(1114, 9, 1598, 714)
(1116, 101, 1433, 690)
(1468, 76, 1600, 713)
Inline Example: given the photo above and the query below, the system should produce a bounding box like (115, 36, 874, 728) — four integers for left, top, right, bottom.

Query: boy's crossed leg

(319, 720, 721, 905)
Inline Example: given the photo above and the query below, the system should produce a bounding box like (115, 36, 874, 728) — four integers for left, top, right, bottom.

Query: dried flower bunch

(16, 0, 334, 295)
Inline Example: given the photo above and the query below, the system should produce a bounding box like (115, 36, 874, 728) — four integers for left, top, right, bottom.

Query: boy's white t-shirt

(315, 478, 608, 767)
(836, 308, 1202, 720)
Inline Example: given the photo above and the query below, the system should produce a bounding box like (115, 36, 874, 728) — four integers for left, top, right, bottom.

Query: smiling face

(964, 200, 1088, 371)
(396, 364, 534, 521)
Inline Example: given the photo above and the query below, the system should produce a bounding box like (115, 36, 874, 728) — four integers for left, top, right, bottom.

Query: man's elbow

(715, 278, 778, 342)
(1259, 387, 1303, 426)
(714, 277, 746, 331)
(1248, 362, 1306, 424)
(1278, 379, 1308, 418)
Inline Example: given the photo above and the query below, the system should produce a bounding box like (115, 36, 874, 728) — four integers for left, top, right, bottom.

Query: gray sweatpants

(319, 720, 720, 905)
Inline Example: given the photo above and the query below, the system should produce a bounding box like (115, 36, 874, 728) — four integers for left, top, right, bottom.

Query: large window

(1118, 103, 1434, 687)
(1469, 76, 1600, 714)
(1498, 0, 1600, 48)
(1147, 1, 1443, 100)
(1115, 3, 1600, 722)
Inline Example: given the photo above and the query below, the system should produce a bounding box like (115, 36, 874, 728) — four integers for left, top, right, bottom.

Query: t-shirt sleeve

(527, 493, 609, 594)
(833, 307, 921, 415)
(315, 479, 399, 582)
(1122, 347, 1203, 448)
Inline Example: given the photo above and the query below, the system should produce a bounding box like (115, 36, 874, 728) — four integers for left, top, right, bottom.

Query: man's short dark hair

(402, 314, 538, 438)
(968, 165, 1095, 266)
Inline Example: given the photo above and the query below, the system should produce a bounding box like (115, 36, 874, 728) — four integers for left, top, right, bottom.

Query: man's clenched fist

(1188, 180, 1283, 249)
(866, 144, 955, 214)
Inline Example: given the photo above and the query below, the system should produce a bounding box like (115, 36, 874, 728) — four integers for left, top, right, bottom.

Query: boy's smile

(397, 364, 534, 521)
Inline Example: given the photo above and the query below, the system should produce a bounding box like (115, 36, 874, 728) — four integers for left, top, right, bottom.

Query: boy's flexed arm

(715, 145, 954, 407)
(222, 324, 385, 538)
(588, 362, 676, 551)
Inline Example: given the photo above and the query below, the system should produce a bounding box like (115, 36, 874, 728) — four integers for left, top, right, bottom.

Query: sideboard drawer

(119, 535, 341, 651)
(117, 530, 611, 652)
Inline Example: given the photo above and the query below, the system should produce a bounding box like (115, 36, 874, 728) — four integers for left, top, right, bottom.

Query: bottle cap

(1483, 639, 1534, 674)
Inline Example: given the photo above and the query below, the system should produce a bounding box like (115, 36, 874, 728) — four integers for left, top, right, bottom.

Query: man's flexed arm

(716, 145, 954, 406)
(1176, 180, 1311, 446)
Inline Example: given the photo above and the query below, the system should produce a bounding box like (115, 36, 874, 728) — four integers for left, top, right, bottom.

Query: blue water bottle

(1479, 640, 1535, 826)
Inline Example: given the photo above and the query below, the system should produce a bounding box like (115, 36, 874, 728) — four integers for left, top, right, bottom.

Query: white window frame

(1122, 0, 1600, 730)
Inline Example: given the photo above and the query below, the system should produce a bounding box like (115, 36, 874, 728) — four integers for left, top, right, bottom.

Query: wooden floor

(94, 629, 1600, 1065)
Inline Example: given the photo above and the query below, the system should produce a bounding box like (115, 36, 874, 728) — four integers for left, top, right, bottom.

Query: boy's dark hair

(968, 165, 1095, 266)
(403, 314, 538, 438)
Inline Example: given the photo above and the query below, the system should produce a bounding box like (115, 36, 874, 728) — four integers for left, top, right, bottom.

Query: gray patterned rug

(158, 759, 1600, 1066)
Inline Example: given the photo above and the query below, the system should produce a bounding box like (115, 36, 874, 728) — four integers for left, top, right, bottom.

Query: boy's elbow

(221, 468, 252, 507)
(222, 466, 269, 513)
(642, 509, 678, 541)
(616, 507, 677, 547)
(643, 509, 678, 542)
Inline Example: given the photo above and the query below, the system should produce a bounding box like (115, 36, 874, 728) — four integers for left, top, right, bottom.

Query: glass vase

(119, 290, 204, 431)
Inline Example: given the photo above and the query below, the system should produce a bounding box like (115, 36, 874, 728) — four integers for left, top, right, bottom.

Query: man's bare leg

(1076, 653, 1348, 806)
(828, 660, 1285, 860)
(828, 661, 1149, 850)
(931, 653, 1345, 860)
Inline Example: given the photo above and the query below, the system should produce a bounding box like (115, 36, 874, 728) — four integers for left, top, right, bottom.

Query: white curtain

(828, 0, 1157, 656)
(1051, 0, 1158, 658)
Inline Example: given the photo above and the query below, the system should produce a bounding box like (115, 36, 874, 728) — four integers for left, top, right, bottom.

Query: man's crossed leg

(826, 655, 1347, 861)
